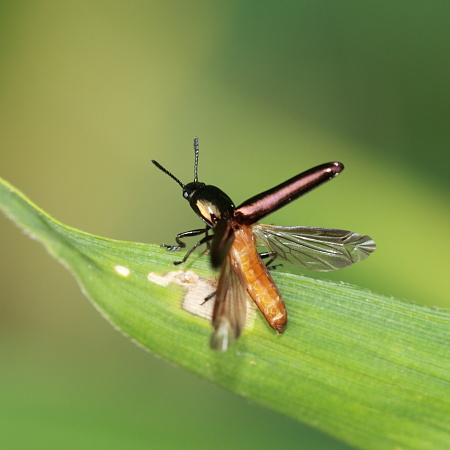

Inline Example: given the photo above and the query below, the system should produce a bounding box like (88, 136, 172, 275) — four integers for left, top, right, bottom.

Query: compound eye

(183, 191, 189, 199)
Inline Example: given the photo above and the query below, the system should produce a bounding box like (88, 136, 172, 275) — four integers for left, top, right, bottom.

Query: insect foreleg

(173, 233, 214, 266)
(161, 228, 208, 251)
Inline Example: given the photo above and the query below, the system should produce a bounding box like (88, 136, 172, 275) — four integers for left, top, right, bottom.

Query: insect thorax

(188, 184, 235, 225)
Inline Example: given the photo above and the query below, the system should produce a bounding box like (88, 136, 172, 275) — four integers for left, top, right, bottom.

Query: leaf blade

(1, 176, 449, 450)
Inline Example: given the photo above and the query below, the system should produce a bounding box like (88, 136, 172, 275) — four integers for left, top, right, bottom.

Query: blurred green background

(1, 1, 449, 449)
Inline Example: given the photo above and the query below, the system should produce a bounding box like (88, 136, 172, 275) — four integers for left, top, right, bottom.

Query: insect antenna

(151, 159, 185, 189)
(193, 136, 199, 183)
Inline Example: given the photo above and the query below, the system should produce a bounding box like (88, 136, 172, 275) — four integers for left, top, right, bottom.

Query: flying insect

(152, 138, 375, 351)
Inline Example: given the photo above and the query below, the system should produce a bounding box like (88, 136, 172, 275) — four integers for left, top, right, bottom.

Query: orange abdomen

(231, 225, 287, 332)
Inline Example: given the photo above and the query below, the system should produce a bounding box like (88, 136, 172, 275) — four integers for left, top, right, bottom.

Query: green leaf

(1, 176, 449, 450)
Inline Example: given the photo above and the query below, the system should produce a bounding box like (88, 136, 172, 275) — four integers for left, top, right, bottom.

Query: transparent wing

(210, 257, 248, 352)
(252, 223, 376, 272)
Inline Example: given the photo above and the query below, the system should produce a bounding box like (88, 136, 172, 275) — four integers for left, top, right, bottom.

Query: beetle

(152, 137, 376, 351)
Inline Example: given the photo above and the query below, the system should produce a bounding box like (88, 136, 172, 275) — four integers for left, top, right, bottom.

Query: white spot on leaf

(114, 265, 131, 277)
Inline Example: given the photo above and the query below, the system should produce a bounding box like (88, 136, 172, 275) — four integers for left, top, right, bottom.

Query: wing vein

(252, 224, 376, 272)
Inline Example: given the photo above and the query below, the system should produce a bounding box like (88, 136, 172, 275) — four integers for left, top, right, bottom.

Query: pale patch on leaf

(148, 269, 256, 326)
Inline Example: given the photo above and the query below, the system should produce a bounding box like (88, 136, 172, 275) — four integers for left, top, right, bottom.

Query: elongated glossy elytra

(152, 137, 375, 351)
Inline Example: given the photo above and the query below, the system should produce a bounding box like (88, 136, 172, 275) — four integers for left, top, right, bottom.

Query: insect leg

(259, 251, 283, 270)
(162, 228, 208, 251)
(201, 230, 211, 255)
(173, 233, 214, 266)
(201, 290, 216, 305)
